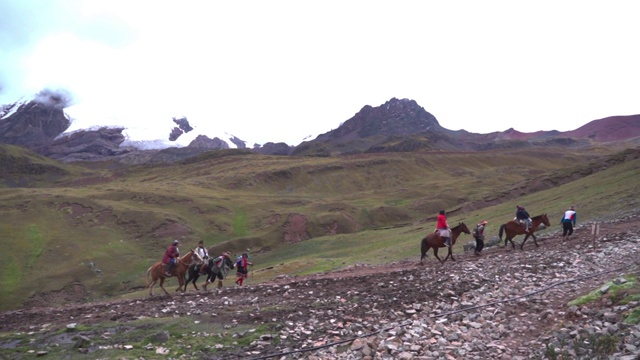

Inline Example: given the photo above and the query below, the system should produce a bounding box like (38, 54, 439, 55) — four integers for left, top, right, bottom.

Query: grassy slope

(0, 146, 637, 310)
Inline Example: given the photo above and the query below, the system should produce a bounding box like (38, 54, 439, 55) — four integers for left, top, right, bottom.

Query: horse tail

(146, 265, 153, 287)
(420, 236, 428, 261)
(499, 224, 505, 240)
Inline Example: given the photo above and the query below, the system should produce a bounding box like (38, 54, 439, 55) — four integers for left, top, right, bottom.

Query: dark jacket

(162, 244, 179, 264)
(516, 209, 530, 220)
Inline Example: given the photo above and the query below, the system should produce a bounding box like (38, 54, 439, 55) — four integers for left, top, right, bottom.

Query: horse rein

(178, 251, 197, 266)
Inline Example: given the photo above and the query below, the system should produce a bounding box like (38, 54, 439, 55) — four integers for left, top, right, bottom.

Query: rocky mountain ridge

(1, 93, 639, 163)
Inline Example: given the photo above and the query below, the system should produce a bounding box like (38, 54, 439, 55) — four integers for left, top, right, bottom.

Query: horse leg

(149, 278, 157, 296)
(202, 272, 213, 290)
(449, 246, 455, 261)
(532, 233, 539, 247)
(520, 234, 529, 250)
(420, 246, 430, 265)
(192, 275, 200, 291)
(176, 275, 186, 293)
(443, 249, 451, 262)
(433, 247, 443, 263)
(159, 278, 170, 296)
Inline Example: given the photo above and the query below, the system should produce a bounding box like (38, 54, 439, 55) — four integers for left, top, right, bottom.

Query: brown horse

(498, 213, 551, 250)
(420, 222, 471, 264)
(146, 249, 202, 296)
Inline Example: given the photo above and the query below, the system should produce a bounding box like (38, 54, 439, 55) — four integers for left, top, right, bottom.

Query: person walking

(473, 220, 488, 255)
(205, 252, 234, 289)
(561, 205, 577, 241)
(436, 210, 452, 247)
(235, 253, 253, 286)
(162, 239, 180, 276)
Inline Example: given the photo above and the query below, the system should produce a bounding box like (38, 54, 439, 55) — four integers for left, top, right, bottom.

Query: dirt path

(1, 214, 639, 359)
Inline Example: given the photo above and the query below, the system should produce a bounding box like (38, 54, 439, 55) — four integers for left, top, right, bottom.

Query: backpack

(212, 256, 223, 269)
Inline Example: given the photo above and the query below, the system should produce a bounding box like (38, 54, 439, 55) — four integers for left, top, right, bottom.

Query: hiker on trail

(473, 220, 488, 255)
(162, 239, 180, 276)
(560, 205, 577, 241)
(436, 210, 452, 247)
(235, 252, 253, 286)
(515, 205, 531, 230)
(205, 251, 234, 289)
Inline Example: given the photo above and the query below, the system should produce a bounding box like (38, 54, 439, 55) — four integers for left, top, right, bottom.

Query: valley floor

(2, 213, 640, 359)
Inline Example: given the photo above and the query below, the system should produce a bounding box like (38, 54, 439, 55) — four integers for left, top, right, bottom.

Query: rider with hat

(163, 239, 180, 276)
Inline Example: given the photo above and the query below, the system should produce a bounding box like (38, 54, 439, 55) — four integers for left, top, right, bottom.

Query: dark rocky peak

(169, 116, 193, 141)
(253, 142, 293, 155)
(44, 127, 131, 162)
(187, 135, 231, 149)
(315, 98, 441, 142)
(0, 89, 73, 149)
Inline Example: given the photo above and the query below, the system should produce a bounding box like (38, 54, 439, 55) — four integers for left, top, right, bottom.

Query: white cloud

(1, 1, 639, 146)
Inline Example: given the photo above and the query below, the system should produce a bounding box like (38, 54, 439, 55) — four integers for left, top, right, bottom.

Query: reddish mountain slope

(563, 115, 640, 142)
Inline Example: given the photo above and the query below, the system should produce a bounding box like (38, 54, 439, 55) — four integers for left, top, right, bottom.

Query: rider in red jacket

(436, 210, 451, 247)
(162, 239, 180, 276)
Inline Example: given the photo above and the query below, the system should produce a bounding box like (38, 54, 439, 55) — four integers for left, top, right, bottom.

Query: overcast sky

(1, 1, 639, 146)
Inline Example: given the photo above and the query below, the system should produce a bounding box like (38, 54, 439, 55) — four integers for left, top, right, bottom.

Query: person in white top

(560, 206, 577, 242)
(195, 240, 209, 259)
(192, 240, 209, 273)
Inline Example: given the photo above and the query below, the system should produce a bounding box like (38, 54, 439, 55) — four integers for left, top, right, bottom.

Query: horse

(498, 213, 551, 250)
(420, 222, 471, 264)
(183, 255, 235, 292)
(146, 249, 202, 296)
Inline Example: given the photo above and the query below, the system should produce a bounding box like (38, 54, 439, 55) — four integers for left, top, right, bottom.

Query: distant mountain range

(1, 91, 639, 163)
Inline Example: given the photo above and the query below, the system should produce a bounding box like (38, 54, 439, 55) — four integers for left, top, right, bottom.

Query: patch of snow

(0, 96, 30, 120)
(63, 104, 251, 150)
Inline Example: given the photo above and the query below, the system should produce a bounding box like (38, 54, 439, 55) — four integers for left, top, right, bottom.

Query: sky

(1, 1, 639, 146)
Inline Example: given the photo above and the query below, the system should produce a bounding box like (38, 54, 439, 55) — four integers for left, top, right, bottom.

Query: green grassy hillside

(0, 145, 638, 311)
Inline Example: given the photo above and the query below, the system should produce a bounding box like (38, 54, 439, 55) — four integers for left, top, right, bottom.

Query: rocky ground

(2, 214, 640, 359)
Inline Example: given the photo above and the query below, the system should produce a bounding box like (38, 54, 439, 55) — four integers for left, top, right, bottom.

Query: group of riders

(435, 204, 577, 254)
(162, 239, 253, 286)
(159, 205, 577, 286)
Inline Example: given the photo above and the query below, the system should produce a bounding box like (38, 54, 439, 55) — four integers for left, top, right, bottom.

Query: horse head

(190, 250, 203, 265)
(457, 222, 471, 235)
(541, 213, 550, 227)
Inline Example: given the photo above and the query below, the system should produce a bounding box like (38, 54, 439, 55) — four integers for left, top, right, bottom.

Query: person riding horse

(162, 239, 180, 276)
(435, 210, 452, 247)
(515, 205, 531, 231)
(192, 240, 208, 273)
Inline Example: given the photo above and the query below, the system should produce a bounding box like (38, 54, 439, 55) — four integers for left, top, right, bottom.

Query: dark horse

(183, 255, 235, 291)
(420, 222, 471, 264)
(499, 213, 551, 249)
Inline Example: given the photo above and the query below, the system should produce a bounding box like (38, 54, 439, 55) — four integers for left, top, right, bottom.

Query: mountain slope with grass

(0, 141, 639, 312)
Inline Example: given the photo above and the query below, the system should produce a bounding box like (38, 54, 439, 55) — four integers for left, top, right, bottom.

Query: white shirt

(196, 246, 208, 259)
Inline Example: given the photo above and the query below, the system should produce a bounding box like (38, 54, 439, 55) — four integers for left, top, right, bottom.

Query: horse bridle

(178, 251, 196, 266)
